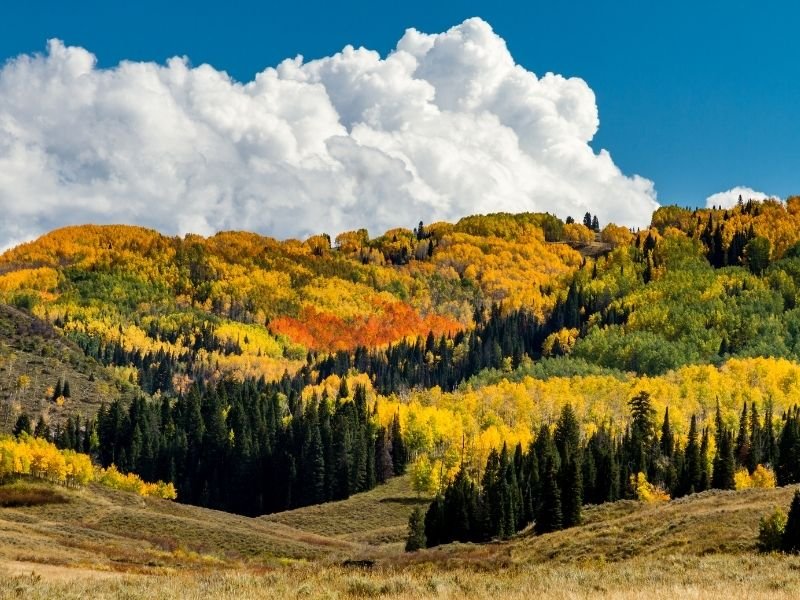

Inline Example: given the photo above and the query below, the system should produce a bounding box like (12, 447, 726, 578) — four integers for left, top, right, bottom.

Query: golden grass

(3, 554, 800, 599)
(261, 475, 430, 547)
(2, 478, 800, 598)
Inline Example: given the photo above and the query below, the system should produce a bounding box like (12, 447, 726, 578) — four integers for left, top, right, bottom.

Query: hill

(0, 478, 354, 572)
(0, 303, 137, 434)
(2, 478, 800, 598)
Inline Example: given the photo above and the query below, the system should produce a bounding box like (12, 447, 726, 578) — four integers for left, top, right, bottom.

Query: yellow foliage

(601, 224, 634, 247)
(96, 464, 177, 499)
(0, 435, 175, 498)
(563, 223, 595, 244)
(631, 472, 670, 503)
(735, 465, 777, 490)
(542, 328, 579, 357)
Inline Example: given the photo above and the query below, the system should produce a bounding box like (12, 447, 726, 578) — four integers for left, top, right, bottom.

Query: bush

(758, 508, 787, 552)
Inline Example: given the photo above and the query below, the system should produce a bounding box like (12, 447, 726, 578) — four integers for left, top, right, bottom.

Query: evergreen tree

(555, 405, 582, 527)
(712, 429, 736, 490)
(391, 413, 407, 475)
(13, 413, 32, 437)
(406, 507, 427, 551)
(52, 379, 62, 401)
(679, 415, 702, 496)
(748, 401, 763, 472)
(536, 459, 562, 534)
(34, 415, 48, 439)
(699, 427, 711, 491)
(62, 379, 71, 398)
(782, 489, 800, 553)
(660, 407, 674, 458)
(735, 402, 750, 468)
(338, 377, 350, 399)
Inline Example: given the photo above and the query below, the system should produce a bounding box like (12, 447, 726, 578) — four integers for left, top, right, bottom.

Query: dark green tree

(406, 506, 427, 551)
(782, 489, 800, 553)
(13, 413, 32, 437)
(536, 459, 562, 534)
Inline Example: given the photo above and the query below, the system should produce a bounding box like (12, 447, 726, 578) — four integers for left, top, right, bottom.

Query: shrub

(758, 508, 787, 552)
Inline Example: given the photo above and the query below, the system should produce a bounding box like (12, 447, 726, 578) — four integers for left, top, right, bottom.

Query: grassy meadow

(2, 476, 800, 598)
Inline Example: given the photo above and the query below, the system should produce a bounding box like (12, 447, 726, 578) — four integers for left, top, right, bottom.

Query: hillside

(2, 479, 800, 598)
(0, 478, 355, 571)
(0, 304, 136, 434)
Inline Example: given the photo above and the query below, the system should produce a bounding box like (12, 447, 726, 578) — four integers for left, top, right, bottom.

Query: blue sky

(0, 1, 797, 246)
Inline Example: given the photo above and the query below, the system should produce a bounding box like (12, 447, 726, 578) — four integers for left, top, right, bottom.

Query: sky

(0, 0, 797, 247)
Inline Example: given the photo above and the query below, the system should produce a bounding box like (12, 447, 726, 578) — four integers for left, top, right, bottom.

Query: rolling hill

(2, 476, 800, 598)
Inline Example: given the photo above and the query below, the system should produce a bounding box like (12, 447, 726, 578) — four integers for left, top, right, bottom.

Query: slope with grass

(2, 478, 800, 598)
(0, 479, 354, 575)
(0, 304, 136, 434)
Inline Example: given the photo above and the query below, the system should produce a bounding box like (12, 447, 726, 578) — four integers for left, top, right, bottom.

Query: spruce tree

(536, 460, 562, 534)
(34, 415, 48, 439)
(748, 401, 762, 472)
(406, 507, 427, 551)
(660, 407, 674, 458)
(712, 429, 736, 490)
(62, 379, 71, 398)
(338, 377, 350, 399)
(699, 427, 711, 491)
(735, 402, 750, 468)
(13, 413, 32, 437)
(391, 413, 408, 475)
(680, 415, 701, 496)
(782, 489, 800, 553)
(560, 456, 582, 527)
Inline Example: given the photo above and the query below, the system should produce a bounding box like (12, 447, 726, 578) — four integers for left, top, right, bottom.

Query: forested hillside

(5, 199, 800, 532)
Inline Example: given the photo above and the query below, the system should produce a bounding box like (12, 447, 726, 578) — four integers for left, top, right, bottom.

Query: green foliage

(405, 506, 426, 551)
(783, 490, 800, 553)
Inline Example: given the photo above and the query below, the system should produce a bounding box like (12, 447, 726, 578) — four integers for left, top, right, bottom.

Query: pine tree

(536, 459, 562, 534)
(699, 427, 711, 491)
(748, 401, 763, 472)
(34, 415, 48, 439)
(680, 415, 702, 496)
(735, 402, 750, 468)
(560, 456, 582, 527)
(13, 413, 32, 437)
(62, 379, 71, 398)
(782, 489, 800, 553)
(406, 506, 427, 551)
(52, 379, 62, 401)
(338, 377, 350, 399)
(390, 413, 407, 475)
(374, 427, 393, 483)
(712, 429, 736, 490)
(660, 407, 674, 458)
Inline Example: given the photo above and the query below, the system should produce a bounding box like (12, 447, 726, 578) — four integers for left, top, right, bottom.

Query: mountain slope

(0, 304, 136, 434)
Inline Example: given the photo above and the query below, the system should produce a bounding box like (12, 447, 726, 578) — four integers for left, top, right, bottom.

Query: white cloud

(705, 186, 776, 209)
(0, 18, 658, 251)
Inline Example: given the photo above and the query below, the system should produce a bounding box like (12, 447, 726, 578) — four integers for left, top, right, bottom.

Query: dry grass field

(2, 476, 800, 598)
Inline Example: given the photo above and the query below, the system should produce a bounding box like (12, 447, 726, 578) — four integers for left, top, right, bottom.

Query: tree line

(16, 377, 407, 517)
(408, 392, 800, 550)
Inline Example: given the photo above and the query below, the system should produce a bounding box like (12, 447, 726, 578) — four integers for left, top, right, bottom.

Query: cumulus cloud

(705, 186, 776, 209)
(0, 18, 658, 250)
